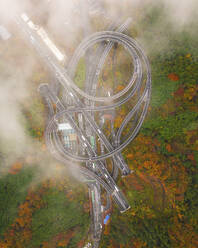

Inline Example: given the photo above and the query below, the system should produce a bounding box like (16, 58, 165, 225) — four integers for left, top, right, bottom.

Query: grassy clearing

(0, 167, 36, 237)
(30, 187, 89, 247)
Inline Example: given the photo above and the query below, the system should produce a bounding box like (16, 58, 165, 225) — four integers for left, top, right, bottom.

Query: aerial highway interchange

(14, 2, 151, 246)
